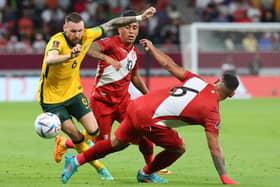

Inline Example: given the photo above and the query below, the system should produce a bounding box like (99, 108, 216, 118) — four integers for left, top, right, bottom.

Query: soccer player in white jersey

(60, 39, 239, 185)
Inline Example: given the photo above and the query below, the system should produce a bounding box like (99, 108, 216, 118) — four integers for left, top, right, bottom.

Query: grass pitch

(0, 99, 279, 187)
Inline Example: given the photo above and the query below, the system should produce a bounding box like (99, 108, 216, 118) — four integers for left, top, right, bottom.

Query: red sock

(138, 138, 154, 165)
(65, 139, 75, 148)
(143, 150, 182, 174)
(76, 139, 113, 165)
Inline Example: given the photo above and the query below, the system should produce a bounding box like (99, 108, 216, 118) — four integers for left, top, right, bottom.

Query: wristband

(136, 15, 143, 21)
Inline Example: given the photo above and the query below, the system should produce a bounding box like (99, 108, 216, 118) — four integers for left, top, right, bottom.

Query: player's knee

(172, 144, 186, 155)
(111, 136, 129, 151)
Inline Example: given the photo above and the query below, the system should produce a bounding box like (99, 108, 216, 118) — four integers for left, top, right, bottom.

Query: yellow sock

(82, 129, 93, 142)
(82, 128, 100, 142)
(74, 141, 104, 171)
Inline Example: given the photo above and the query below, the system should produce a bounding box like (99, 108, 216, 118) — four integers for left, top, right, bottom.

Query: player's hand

(139, 39, 153, 51)
(141, 7, 156, 20)
(220, 174, 239, 185)
(105, 56, 122, 70)
(70, 44, 81, 58)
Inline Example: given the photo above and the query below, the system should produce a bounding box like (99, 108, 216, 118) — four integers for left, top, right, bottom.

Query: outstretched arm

(131, 69, 149, 95)
(139, 39, 186, 81)
(87, 42, 121, 70)
(206, 131, 238, 185)
(100, 7, 156, 32)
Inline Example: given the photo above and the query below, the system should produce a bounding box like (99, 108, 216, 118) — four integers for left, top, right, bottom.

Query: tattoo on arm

(211, 154, 226, 176)
(87, 43, 105, 60)
(101, 16, 136, 32)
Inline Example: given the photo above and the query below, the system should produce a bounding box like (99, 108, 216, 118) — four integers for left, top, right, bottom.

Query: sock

(138, 138, 154, 165)
(65, 139, 75, 148)
(74, 141, 104, 170)
(65, 129, 99, 149)
(143, 150, 182, 174)
(76, 139, 114, 165)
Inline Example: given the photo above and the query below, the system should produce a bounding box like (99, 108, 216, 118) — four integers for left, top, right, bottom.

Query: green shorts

(40, 93, 91, 123)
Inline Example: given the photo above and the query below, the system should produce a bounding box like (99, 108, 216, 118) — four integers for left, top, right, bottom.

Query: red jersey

(128, 71, 221, 134)
(92, 35, 139, 104)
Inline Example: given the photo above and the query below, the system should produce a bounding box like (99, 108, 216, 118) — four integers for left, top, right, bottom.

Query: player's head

(63, 12, 84, 45)
(118, 10, 139, 46)
(215, 73, 239, 100)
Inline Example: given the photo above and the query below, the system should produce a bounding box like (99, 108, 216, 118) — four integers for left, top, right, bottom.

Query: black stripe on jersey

(40, 66, 49, 103)
(170, 86, 199, 97)
(40, 76, 45, 103)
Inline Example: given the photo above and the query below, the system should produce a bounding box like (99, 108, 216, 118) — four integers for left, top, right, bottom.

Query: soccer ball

(34, 112, 61, 138)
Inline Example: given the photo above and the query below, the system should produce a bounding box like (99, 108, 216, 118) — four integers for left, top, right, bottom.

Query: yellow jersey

(37, 27, 103, 103)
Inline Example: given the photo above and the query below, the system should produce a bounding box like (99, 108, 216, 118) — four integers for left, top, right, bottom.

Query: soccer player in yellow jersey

(37, 7, 156, 181)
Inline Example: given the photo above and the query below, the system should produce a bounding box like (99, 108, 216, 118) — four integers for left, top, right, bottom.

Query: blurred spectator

(258, 32, 272, 51)
(167, 4, 180, 24)
(0, 33, 7, 53)
(224, 34, 236, 50)
(32, 33, 46, 54)
(215, 10, 230, 22)
(242, 33, 258, 52)
(261, 8, 276, 22)
(202, 2, 219, 22)
(221, 56, 236, 75)
(7, 35, 24, 53)
(196, 0, 211, 18)
(18, 8, 34, 38)
(247, 1, 262, 22)
(248, 53, 262, 75)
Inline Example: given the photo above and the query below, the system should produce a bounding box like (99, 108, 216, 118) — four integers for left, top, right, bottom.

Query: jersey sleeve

(96, 37, 112, 52)
(47, 37, 64, 53)
(204, 109, 220, 135)
(87, 26, 104, 42)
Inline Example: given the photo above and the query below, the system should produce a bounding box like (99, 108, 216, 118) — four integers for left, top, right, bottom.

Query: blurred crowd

(1, 0, 280, 54)
(196, 0, 280, 23)
(0, 0, 184, 54)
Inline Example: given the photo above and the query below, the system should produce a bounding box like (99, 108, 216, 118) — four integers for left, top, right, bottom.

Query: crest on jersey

(52, 40, 60, 48)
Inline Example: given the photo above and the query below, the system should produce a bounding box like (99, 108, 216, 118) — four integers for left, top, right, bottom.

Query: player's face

(215, 79, 234, 100)
(118, 22, 139, 46)
(63, 21, 84, 44)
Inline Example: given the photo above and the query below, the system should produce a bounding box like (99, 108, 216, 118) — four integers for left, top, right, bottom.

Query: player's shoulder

(50, 32, 64, 41)
(46, 32, 65, 49)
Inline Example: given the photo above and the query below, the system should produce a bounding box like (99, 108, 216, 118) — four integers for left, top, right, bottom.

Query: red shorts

(90, 95, 131, 141)
(115, 118, 184, 150)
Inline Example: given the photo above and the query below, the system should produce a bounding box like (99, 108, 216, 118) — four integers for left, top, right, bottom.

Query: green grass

(0, 99, 280, 187)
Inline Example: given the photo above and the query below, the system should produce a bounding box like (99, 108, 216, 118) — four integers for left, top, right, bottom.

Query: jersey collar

(62, 32, 82, 48)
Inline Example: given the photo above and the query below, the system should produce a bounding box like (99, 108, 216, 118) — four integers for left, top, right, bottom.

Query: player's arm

(87, 42, 121, 70)
(100, 7, 156, 32)
(131, 69, 149, 94)
(139, 39, 186, 81)
(205, 131, 238, 185)
(45, 44, 81, 65)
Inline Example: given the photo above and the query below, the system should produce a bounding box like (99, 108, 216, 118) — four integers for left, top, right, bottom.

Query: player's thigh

(67, 93, 91, 121)
(40, 102, 70, 123)
(116, 96, 131, 122)
(114, 117, 142, 144)
(144, 125, 184, 151)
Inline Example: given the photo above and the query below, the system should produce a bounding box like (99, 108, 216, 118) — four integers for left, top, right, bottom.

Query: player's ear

(63, 24, 67, 32)
(229, 91, 235, 98)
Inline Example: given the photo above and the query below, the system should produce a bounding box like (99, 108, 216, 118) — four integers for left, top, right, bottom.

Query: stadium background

(1, 0, 280, 101)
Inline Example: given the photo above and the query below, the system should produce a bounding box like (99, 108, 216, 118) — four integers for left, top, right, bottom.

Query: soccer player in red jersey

(55, 10, 166, 176)
(61, 39, 239, 185)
